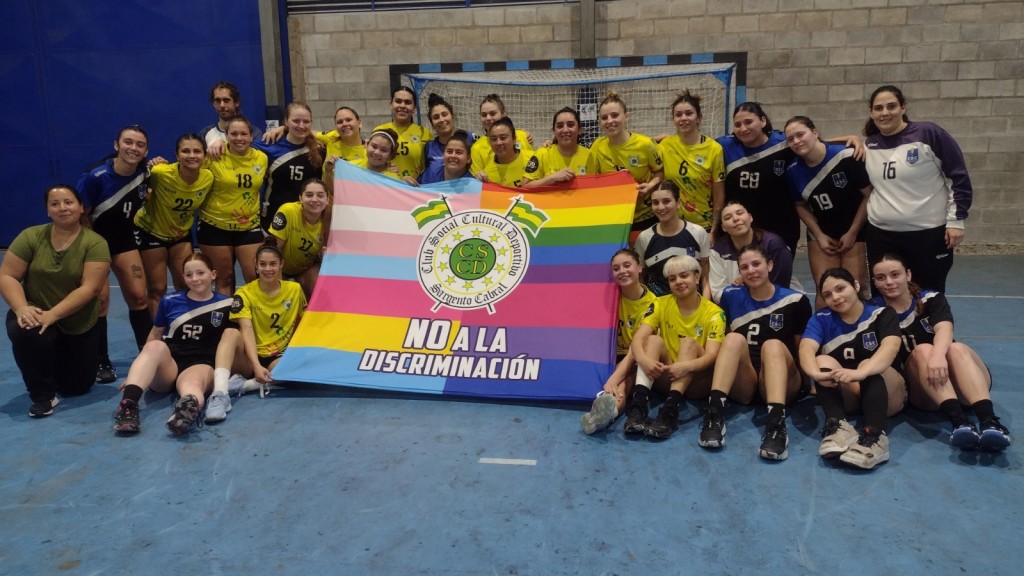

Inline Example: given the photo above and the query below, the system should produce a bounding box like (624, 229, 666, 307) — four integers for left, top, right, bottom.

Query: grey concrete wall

(288, 0, 1023, 244)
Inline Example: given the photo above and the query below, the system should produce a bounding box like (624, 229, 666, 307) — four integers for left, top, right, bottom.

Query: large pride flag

(272, 161, 638, 401)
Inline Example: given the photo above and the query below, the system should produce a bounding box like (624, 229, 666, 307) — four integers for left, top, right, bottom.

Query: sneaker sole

(839, 453, 889, 470)
(580, 413, 597, 435)
(760, 448, 788, 461)
(979, 432, 1011, 451)
(113, 423, 140, 433)
(698, 423, 726, 449)
(29, 397, 59, 418)
(644, 427, 675, 440)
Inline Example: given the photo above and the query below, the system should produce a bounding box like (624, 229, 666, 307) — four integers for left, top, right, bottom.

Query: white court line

(478, 458, 537, 466)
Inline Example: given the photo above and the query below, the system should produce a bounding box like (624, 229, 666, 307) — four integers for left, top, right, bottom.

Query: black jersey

(254, 139, 324, 226)
(803, 304, 900, 369)
(719, 284, 811, 362)
(155, 291, 237, 363)
(787, 143, 871, 240)
(719, 131, 800, 253)
(870, 290, 954, 363)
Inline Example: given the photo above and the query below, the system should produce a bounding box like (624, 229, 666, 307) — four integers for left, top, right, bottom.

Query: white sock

(635, 367, 653, 390)
(243, 379, 262, 393)
(213, 368, 230, 394)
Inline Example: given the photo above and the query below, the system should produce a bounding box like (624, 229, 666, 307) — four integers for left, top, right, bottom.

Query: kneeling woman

(112, 253, 234, 435)
(269, 178, 331, 299)
(625, 255, 725, 440)
(701, 244, 812, 460)
(799, 268, 906, 470)
(580, 249, 657, 434)
(871, 254, 1010, 450)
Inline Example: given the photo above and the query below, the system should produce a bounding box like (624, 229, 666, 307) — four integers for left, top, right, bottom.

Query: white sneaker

(819, 418, 858, 458)
(840, 429, 889, 470)
(204, 391, 232, 423)
(227, 373, 247, 398)
(580, 393, 617, 435)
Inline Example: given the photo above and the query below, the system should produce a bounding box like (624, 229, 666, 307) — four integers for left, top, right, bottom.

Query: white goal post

(391, 54, 746, 146)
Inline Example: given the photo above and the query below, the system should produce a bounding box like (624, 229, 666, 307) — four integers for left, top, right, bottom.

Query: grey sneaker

(819, 417, 859, 458)
(840, 428, 889, 470)
(204, 391, 232, 423)
(227, 374, 247, 398)
(581, 393, 618, 435)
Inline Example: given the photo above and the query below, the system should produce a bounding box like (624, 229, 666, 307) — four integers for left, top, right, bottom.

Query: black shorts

(170, 349, 215, 375)
(93, 221, 139, 255)
(196, 220, 265, 247)
(135, 227, 190, 251)
(258, 353, 283, 369)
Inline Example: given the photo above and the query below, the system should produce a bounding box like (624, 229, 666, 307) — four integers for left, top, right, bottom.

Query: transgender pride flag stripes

(272, 161, 638, 401)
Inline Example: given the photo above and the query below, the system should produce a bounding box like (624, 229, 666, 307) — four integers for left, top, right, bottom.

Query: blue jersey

(803, 303, 900, 369)
(77, 158, 149, 236)
(154, 290, 236, 363)
(718, 131, 799, 253)
(869, 290, 954, 362)
(422, 134, 476, 184)
(787, 143, 870, 240)
(252, 139, 323, 222)
(720, 284, 811, 362)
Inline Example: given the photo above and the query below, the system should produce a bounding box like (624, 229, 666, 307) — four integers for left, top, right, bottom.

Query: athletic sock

(816, 385, 846, 421)
(121, 384, 144, 403)
(708, 389, 727, 411)
(213, 367, 230, 394)
(97, 316, 109, 359)
(665, 390, 684, 408)
(631, 385, 650, 405)
(971, 399, 995, 423)
(939, 398, 967, 426)
(635, 366, 653, 390)
(128, 308, 153, 350)
(767, 403, 786, 423)
(860, 374, 889, 432)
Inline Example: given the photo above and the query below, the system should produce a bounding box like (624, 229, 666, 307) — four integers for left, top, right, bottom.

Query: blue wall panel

(0, 0, 267, 245)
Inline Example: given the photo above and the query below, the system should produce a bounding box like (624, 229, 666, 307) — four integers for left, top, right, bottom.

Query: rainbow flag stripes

(272, 161, 638, 401)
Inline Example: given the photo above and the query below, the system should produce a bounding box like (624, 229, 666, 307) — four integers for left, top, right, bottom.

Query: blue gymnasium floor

(1, 255, 1022, 576)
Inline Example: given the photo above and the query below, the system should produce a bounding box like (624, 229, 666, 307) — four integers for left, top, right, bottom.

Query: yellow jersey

(135, 163, 214, 241)
(315, 131, 367, 163)
(617, 286, 658, 356)
(471, 129, 533, 173)
(529, 145, 599, 180)
(641, 294, 725, 362)
(481, 151, 539, 188)
(199, 147, 268, 231)
(351, 157, 403, 180)
(372, 121, 430, 179)
(268, 202, 323, 277)
(658, 134, 725, 229)
(230, 279, 307, 358)
(591, 132, 663, 225)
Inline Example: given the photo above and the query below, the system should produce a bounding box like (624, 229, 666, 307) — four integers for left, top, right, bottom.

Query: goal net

(400, 61, 738, 147)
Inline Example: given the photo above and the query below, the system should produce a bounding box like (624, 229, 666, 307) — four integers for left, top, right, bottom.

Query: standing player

(471, 94, 533, 172)
(200, 81, 262, 146)
(785, 116, 872, 306)
(253, 102, 324, 232)
(870, 254, 1010, 451)
(862, 85, 973, 293)
(700, 244, 812, 460)
(134, 134, 214, 317)
(318, 106, 367, 164)
(580, 249, 657, 434)
(799, 268, 906, 470)
(590, 92, 664, 235)
(374, 86, 431, 180)
(111, 253, 236, 435)
(354, 129, 402, 179)
(658, 90, 725, 231)
(633, 182, 710, 296)
(476, 118, 538, 188)
(523, 107, 598, 187)
(269, 178, 330, 299)
(77, 125, 153, 382)
(197, 116, 268, 296)
(624, 255, 725, 440)
(420, 94, 476, 184)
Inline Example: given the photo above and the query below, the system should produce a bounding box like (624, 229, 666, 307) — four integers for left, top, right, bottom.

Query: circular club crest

(418, 210, 529, 313)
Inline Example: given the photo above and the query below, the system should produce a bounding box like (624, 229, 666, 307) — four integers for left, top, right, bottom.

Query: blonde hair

(663, 255, 701, 278)
(599, 91, 627, 113)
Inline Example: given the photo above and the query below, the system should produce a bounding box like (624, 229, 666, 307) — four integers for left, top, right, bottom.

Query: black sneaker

(96, 358, 116, 384)
(645, 403, 679, 439)
(166, 394, 200, 436)
(698, 407, 726, 448)
(29, 397, 58, 418)
(949, 421, 980, 450)
(113, 398, 141, 433)
(979, 417, 1011, 451)
(623, 399, 649, 435)
(759, 418, 789, 461)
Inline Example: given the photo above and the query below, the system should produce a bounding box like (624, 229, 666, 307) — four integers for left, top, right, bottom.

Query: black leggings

(6, 310, 100, 403)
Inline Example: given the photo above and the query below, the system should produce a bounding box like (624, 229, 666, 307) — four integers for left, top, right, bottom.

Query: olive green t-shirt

(8, 224, 110, 335)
